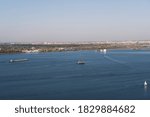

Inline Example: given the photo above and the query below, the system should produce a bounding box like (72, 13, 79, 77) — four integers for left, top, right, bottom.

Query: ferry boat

(9, 59, 29, 63)
(77, 60, 85, 64)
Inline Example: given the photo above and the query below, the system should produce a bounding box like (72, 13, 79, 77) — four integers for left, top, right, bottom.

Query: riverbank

(0, 42, 150, 54)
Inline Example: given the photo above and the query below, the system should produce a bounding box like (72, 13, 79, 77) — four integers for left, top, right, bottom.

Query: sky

(0, 0, 150, 42)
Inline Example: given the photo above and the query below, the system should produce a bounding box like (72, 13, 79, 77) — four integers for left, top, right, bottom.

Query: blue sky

(0, 0, 150, 42)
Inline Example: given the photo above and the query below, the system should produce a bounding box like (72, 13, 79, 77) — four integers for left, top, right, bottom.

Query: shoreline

(0, 43, 150, 54)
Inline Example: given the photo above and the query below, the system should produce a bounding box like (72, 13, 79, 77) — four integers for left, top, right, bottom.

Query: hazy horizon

(0, 0, 150, 42)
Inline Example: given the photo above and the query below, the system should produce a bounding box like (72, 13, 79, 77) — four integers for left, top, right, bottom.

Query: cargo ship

(9, 59, 29, 63)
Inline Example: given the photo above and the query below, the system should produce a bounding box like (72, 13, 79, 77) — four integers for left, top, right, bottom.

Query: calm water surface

(0, 50, 150, 99)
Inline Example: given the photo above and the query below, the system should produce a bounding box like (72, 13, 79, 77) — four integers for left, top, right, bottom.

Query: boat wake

(103, 54, 133, 69)
(104, 55, 126, 65)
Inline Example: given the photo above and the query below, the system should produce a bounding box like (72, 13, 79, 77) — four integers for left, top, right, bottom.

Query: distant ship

(9, 59, 29, 63)
(77, 60, 85, 64)
(144, 81, 147, 86)
(103, 49, 107, 54)
(100, 49, 107, 54)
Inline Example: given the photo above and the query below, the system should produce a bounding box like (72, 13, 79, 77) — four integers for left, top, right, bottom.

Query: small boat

(77, 60, 85, 64)
(99, 49, 107, 54)
(9, 59, 29, 63)
(103, 49, 107, 54)
(100, 49, 103, 52)
(144, 81, 147, 86)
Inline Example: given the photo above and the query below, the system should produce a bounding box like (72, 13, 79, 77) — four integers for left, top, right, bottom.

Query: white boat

(144, 81, 147, 86)
(100, 49, 103, 52)
(100, 49, 107, 54)
(103, 49, 107, 54)
(9, 59, 29, 63)
(77, 60, 85, 64)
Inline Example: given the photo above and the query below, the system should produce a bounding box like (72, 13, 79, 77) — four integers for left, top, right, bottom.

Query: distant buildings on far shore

(22, 49, 40, 53)
(1, 40, 150, 45)
(22, 46, 40, 53)
(36, 40, 150, 45)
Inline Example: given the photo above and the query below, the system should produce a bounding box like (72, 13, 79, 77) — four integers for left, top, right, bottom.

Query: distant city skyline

(0, 0, 150, 42)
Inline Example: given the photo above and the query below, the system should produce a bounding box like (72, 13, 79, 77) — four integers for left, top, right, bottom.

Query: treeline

(0, 43, 148, 54)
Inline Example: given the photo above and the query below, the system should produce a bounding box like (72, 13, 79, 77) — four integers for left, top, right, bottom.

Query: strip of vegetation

(0, 43, 149, 54)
